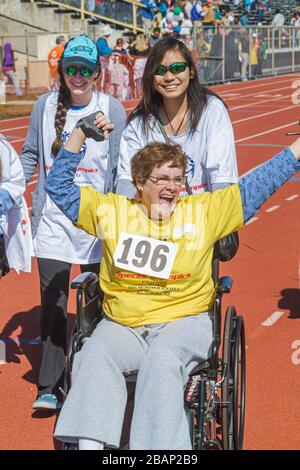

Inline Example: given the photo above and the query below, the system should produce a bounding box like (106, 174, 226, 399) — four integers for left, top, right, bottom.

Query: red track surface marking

(0, 75, 300, 450)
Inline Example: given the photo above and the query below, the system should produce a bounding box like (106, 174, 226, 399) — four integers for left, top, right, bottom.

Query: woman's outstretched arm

(239, 139, 300, 223)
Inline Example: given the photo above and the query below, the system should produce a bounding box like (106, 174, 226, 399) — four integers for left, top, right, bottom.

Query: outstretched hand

(94, 112, 114, 140)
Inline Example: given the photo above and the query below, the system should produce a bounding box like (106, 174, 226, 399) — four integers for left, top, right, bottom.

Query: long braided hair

(51, 60, 72, 157)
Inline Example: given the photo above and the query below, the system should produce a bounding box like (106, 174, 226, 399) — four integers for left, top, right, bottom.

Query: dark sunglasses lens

(80, 67, 93, 77)
(155, 65, 166, 76)
(66, 66, 77, 76)
(170, 63, 187, 74)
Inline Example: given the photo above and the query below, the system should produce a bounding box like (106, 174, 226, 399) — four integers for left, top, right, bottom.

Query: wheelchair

(61, 254, 246, 451)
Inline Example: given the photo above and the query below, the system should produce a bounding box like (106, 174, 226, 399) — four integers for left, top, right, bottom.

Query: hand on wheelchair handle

(76, 112, 113, 142)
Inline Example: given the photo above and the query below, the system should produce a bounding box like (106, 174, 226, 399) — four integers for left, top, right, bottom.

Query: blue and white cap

(62, 35, 99, 72)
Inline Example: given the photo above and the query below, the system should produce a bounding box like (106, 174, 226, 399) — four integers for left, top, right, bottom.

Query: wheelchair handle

(70, 271, 99, 289)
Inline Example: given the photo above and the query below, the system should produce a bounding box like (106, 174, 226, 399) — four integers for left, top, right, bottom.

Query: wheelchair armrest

(70, 272, 99, 290)
(215, 276, 233, 295)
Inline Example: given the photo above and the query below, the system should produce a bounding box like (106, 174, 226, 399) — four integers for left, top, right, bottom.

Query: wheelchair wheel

(221, 306, 246, 450)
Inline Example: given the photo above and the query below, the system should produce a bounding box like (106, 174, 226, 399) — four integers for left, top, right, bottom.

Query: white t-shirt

(33, 90, 109, 264)
(116, 96, 238, 196)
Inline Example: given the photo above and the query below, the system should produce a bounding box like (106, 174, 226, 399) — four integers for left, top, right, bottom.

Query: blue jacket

(96, 37, 113, 56)
(141, 0, 157, 20)
(191, 5, 203, 21)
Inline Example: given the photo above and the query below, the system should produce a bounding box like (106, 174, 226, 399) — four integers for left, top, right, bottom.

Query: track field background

(0, 74, 300, 450)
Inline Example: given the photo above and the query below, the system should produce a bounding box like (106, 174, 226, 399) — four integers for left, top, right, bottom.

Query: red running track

(0, 74, 300, 450)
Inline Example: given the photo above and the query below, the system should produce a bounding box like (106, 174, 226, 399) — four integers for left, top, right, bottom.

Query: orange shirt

(48, 44, 64, 78)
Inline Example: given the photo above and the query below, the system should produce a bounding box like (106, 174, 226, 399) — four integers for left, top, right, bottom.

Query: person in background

(250, 32, 258, 78)
(191, 0, 204, 24)
(108, 53, 129, 100)
(243, 0, 251, 14)
(21, 35, 126, 411)
(132, 34, 150, 98)
(48, 35, 66, 91)
(156, 0, 168, 26)
(0, 137, 32, 278)
(86, 0, 95, 12)
(272, 8, 285, 27)
(254, 35, 267, 78)
(179, 11, 193, 38)
(0, 71, 6, 104)
(149, 27, 162, 47)
(257, 0, 267, 24)
(291, 12, 300, 47)
(96, 25, 114, 93)
(239, 28, 250, 81)
(202, 0, 217, 40)
(2, 43, 22, 96)
(113, 38, 128, 54)
(184, 0, 194, 19)
(240, 10, 249, 26)
(141, 0, 158, 36)
(166, 5, 185, 29)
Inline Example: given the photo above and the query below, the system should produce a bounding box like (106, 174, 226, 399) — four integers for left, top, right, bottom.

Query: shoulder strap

(156, 119, 193, 196)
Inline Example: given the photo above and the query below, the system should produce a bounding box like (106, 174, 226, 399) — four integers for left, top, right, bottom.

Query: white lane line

(0, 115, 30, 124)
(245, 217, 258, 225)
(231, 85, 293, 109)
(265, 205, 280, 213)
(230, 91, 291, 111)
(261, 311, 284, 327)
(286, 194, 299, 201)
(215, 74, 300, 94)
(236, 120, 298, 143)
(28, 179, 38, 187)
(232, 104, 297, 124)
(0, 125, 28, 132)
(7, 137, 25, 144)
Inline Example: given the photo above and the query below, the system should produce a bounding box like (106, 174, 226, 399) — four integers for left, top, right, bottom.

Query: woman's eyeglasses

(155, 62, 188, 76)
(148, 175, 184, 187)
(64, 65, 94, 77)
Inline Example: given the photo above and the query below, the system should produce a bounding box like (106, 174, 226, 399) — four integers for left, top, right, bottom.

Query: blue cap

(62, 35, 98, 72)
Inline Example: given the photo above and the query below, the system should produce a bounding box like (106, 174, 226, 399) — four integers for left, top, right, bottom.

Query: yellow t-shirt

(77, 185, 244, 327)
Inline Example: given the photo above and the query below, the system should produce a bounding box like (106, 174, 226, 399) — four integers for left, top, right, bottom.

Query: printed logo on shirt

(185, 156, 195, 183)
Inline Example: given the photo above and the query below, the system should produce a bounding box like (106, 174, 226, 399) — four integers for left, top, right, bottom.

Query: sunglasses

(64, 65, 94, 77)
(155, 62, 189, 76)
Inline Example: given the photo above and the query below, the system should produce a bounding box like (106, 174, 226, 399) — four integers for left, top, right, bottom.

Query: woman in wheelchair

(45, 120, 300, 450)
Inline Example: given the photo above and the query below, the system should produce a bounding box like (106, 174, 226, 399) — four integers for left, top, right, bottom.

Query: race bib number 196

(113, 232, 177, 280)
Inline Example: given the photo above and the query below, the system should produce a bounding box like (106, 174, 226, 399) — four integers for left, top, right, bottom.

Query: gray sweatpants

(54, 313, 213, 450)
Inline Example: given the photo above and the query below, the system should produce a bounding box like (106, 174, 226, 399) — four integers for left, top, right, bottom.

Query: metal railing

(2, 25, 300, 94)
(192, 25, 300, 84)
(29, 0, 147, 33)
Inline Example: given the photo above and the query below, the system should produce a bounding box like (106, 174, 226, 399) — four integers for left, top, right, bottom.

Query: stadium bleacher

(228, 0, 299, 25)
